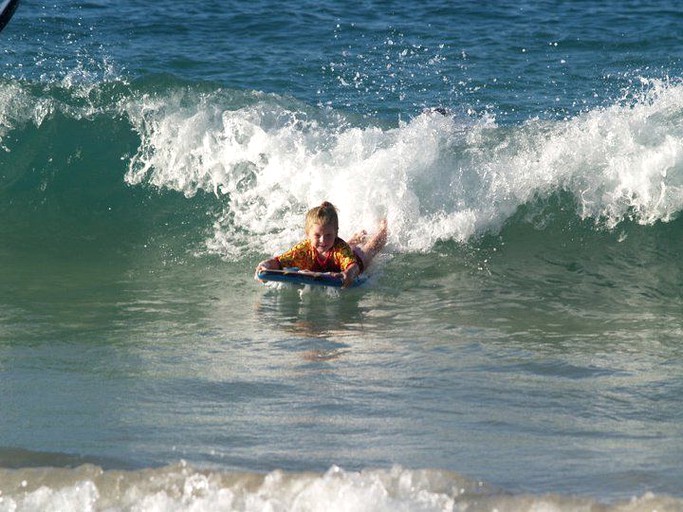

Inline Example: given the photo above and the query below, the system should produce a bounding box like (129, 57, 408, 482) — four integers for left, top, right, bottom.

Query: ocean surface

(1, 1, 683, 510)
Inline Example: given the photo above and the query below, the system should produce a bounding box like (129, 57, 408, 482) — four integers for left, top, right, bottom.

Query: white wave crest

(122, 79, 683, 257)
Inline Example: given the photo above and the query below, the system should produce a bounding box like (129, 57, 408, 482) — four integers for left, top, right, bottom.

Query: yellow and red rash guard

(275, 238, 362, 273)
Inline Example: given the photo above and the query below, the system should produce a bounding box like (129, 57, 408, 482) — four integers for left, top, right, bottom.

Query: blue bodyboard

(256, 268, 365, 288)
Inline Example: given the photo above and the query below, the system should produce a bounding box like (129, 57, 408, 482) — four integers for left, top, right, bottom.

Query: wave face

(2, 76, 683, 260)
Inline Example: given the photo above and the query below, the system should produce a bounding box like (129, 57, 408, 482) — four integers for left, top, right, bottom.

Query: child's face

(307, 222, 337, 256)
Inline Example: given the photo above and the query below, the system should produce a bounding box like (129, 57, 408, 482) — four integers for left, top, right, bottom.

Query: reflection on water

(254, 285, 367, 335)
(253, 283, 369, 362)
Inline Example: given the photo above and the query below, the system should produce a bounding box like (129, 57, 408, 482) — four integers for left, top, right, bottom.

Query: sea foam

(0, 463, 679, 512)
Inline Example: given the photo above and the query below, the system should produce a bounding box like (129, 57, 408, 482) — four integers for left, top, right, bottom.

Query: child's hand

(340, 264, 360, 288)
(255, 259, 279, 279)
(327, 272, 352, 288)
(341, 272, 354, 288)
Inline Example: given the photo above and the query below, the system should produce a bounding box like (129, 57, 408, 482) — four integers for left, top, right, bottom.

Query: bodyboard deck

(256, 268, 366, 288)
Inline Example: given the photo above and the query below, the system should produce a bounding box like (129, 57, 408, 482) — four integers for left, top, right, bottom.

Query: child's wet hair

(305, 201, 339, 233)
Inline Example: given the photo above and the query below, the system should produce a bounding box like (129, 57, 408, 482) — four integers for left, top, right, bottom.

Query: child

(256, 201, 387, 288)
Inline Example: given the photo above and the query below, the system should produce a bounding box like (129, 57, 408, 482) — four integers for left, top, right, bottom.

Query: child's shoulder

(284, 239, 312, 253)
(333, 237, 354, 252)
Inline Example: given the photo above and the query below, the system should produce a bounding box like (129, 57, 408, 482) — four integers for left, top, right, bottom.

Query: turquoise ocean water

(1, 1, 683, 510)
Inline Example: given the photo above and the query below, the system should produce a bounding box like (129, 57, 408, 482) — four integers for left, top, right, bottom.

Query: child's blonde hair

(305, 201, 339, 233)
